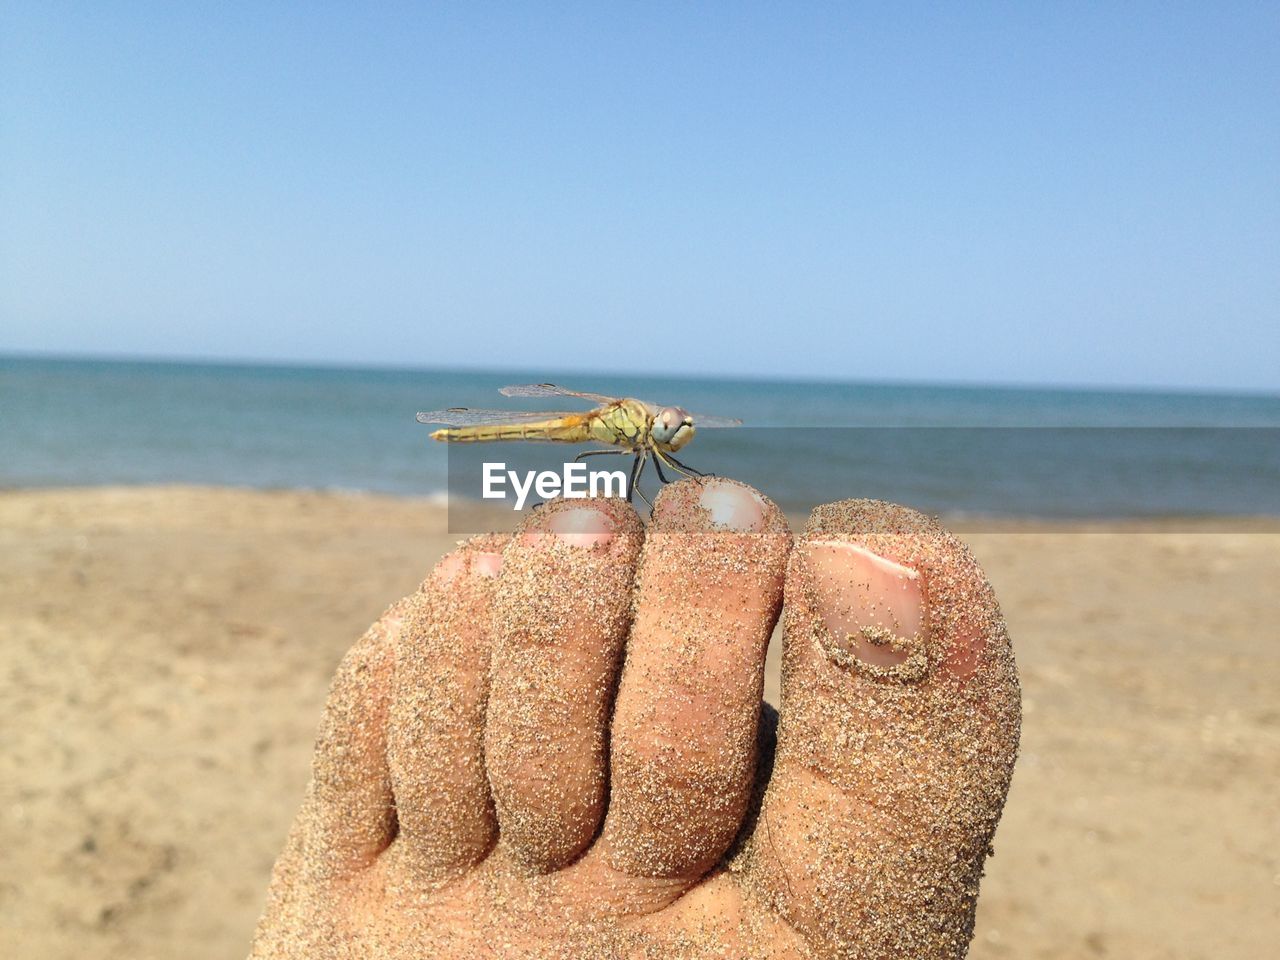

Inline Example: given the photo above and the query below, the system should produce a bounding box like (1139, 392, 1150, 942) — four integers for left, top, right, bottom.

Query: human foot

(251, 482, 1019, 958)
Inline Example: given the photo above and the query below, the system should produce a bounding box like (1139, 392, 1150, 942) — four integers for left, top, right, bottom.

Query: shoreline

(4, 482, 1279, 534)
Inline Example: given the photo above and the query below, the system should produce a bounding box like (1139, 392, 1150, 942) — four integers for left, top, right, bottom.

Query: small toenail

(472, 552, 503, 577)
(805, 540, 927, 676)
(435, 551, 468, 584)
(547, 506, 616, 548)
(698, 481, 767, 531)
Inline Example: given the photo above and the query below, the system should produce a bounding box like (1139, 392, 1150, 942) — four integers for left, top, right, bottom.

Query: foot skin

(251, 482, 1020, 959)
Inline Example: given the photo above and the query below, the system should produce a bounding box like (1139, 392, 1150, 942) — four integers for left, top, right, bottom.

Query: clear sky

(2, 3, 1277, 392)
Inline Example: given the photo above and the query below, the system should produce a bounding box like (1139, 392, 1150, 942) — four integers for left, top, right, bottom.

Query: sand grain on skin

(733, 500, 1021, 959)
(602, 479, 792, 880)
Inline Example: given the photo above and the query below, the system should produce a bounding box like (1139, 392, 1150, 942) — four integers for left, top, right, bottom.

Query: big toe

(734, 499, 1021, 959)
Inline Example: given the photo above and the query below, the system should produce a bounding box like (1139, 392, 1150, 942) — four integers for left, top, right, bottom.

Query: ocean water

(2, 356, 1278, 519)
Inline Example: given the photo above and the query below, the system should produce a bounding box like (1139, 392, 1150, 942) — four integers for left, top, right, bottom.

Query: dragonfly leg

(629, 451, 654, 509)
(573, 448, 627, 463)
(528, 450, 628, 509)
(652, 453, 672, 485)
(656, 449, 713, 480)
(571, 448, 632, 504)
(626, 452, 641, 503)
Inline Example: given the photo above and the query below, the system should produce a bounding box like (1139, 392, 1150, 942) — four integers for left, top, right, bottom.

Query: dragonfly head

(652, 406, 695, 451)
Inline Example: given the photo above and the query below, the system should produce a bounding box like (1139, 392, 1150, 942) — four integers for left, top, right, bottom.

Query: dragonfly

(416, 383, 742, 506)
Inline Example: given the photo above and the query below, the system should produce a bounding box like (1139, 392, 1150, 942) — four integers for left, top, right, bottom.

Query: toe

(599, 479, 791, 878)
(298, 597, 406, 881)
(484, 497, 644, 871)
(386, 535, 508, 881)
(735, 499, 1021, 958)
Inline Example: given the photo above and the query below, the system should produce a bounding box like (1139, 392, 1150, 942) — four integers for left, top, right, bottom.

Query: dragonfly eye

(653, 406, 694, 448)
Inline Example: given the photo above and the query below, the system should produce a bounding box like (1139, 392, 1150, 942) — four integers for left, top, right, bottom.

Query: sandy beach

(1, 485, 1277, 959)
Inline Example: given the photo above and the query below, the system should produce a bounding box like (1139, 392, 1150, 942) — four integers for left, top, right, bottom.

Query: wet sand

(1, 486, 1277, 958)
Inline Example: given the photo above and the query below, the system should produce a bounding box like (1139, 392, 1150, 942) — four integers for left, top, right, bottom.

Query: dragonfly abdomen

(430, 418, 593, 444)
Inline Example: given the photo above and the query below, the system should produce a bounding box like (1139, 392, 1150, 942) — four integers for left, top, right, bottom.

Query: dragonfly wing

(634, 399, 742, 427)
(499, 383, 619, 405)
(416, 408, 579, 427)
(488, 384, 742, 426)
(688, 413, 743, 428)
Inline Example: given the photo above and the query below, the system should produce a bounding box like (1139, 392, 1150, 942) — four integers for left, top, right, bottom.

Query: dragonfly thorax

(589, 398, 653, 449)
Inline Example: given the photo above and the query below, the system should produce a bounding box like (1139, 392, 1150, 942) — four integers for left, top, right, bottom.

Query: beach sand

(1, 486, 1277, 958)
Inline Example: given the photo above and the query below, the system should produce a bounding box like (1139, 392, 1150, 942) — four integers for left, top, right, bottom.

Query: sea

(3, 356, 1278, 521)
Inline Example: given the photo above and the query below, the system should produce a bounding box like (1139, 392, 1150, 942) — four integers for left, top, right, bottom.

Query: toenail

(805, 540, 927, 675)
(472, 552, 503, 577)
(697, 480, 767, 531)
(546, 506, 616, 548)
(435, 551, 468, 584)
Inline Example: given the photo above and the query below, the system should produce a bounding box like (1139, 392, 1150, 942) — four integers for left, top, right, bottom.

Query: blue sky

(2, 3, 1277, 391)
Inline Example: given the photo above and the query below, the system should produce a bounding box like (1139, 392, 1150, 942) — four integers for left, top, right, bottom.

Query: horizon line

(3, 347, 1279, 402)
